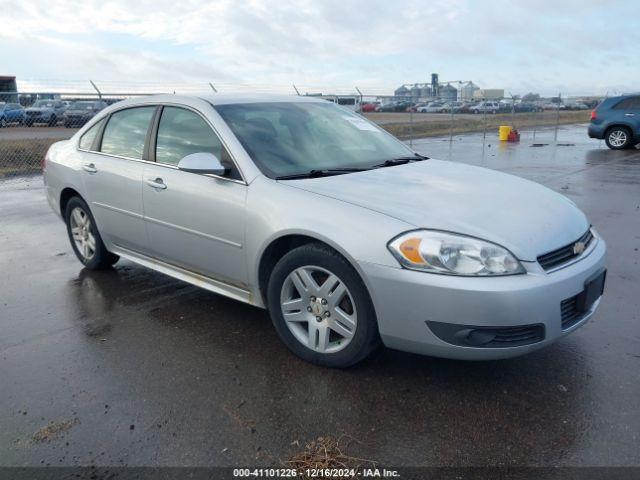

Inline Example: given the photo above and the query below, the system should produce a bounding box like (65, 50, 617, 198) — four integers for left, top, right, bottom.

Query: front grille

(537, 229, 593, 271)
(561, 294, 583, 330)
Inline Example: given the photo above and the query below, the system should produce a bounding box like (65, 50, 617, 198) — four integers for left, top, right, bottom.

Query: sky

(0, 0, 638, 96)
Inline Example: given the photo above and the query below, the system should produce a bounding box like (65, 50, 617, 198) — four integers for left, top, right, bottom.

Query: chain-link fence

(0, 81, 597, 185)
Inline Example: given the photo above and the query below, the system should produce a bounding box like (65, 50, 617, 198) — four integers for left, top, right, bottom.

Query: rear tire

(48, 115, 57, 127)
(605, 126, 632, 150)
(267, 243, 380, 368)
(64, 197, 119, 270)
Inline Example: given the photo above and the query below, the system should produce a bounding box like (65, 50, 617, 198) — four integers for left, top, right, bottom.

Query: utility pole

(292, 85, 301, 96)
(209, 82, 217, 93)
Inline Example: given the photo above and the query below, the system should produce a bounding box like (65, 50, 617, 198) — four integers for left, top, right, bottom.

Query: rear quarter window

(613, 97, 640, 110)
(79, 118, 106, 151)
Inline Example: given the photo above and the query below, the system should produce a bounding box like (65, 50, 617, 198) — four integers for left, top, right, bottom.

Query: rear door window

(100, 107, 155, 159)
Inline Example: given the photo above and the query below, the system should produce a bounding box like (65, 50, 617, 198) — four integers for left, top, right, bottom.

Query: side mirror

(177, 152, 226, 176)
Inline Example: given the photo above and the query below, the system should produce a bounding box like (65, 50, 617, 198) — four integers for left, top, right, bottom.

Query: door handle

(82, 163, 97, 173)
(624, 113, 635, 117)
(146, 178, 167, 190)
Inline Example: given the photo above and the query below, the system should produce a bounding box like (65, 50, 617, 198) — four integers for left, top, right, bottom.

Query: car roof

(111, 93, 328, 109)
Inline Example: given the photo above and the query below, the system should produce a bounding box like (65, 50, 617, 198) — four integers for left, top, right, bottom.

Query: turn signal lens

(388, 230, 525, 276)
(399, 237, 423, 264)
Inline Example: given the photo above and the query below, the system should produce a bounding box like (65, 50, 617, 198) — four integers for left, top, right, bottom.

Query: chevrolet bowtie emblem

(573, 241, 586, 255)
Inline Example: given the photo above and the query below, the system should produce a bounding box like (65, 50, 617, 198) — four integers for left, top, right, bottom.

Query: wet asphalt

(1, 124, 639, 468)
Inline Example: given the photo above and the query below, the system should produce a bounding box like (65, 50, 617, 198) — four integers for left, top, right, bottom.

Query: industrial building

(473, 88, 504, 100)
(0, 75, 18, 102)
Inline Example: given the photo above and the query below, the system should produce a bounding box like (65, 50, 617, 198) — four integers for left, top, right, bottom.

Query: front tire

(48, 115, 57, 127)
(267, 243, 380, 368)
(605, 126, 632, 150)
(64, 197, 119, 270)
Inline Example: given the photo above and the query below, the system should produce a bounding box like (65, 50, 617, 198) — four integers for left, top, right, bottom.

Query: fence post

(449, 103, 454, 143)
(208, 82, 217, 93)
(409, 108, 414, 148)
(292, 85, 301, 96)
(554, 92, 561, 142)
(89, 80, 102, 100)
(355, 86, 363, 113)
(482, 98, 487, 142)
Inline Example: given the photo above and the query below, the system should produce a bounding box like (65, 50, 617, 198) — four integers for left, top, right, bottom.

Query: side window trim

(151, 103, 246, 184)
(90, 116, 109, 152)
(148, 105, 164, 164)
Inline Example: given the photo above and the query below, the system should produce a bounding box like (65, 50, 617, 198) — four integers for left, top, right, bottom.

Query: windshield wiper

(275, 168, 367, 180)
(370, 153, 429, 169)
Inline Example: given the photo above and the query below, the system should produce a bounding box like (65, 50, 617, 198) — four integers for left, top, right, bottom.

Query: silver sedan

(43, 94, 606, 367)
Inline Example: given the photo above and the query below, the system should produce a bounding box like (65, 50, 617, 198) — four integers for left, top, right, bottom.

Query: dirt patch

(32, 419, 77, 443)
(284, 436, 375, 476)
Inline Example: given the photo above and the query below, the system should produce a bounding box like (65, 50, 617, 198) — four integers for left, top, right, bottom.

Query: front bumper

(359, 235, 606, 360)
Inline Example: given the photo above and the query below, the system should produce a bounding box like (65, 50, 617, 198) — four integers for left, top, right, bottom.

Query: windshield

(214, 102, 413, 178)
(33, 100, 55, 108)
(70, 101, 96, 110)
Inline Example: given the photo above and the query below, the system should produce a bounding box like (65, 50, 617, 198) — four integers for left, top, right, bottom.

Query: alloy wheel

(609, 130, 628, 148)
(70, 207, 96, 261)
(280, 265, 357, 354)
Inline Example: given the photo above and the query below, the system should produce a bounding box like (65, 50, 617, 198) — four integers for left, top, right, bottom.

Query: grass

(369, 110, 590, 139)
(284, 435, 375, 478)
(0, 138, 59, 178)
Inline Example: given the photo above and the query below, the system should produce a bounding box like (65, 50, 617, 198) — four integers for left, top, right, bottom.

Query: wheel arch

(256, 231, 373, 309)
(59, 187, 84, 217)
(605, 123, 634, 136)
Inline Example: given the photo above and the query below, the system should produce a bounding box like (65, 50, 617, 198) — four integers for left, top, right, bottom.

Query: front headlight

(388, 230, 525, 276)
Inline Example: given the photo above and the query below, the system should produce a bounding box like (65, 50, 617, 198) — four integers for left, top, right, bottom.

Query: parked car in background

(361, 102, 379, 113)
(469, 101, 500, 114)
(588, 94, 640, 149)
(63, 101, 108, 127)
(514, 102, 543, 113)
(455, 102, 476, 113)
(417, 101, 447, 113)
(376, 101, 411, 112)
(406, 102, 428, 113)
(43, 94, 606, 367)
(24, 100, 66, 126)
(0, 102, 25, 127)
(564, 101, 589, 111)
(375, 102, 396, 112)
(542, 102, 566, 110)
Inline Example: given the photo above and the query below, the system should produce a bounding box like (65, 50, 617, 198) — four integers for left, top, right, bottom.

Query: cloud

(0, 0, 638, 95)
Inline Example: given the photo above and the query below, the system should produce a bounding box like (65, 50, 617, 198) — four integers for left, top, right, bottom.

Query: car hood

(25, 107, 52, 113)
(282, 160, 589, 261)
